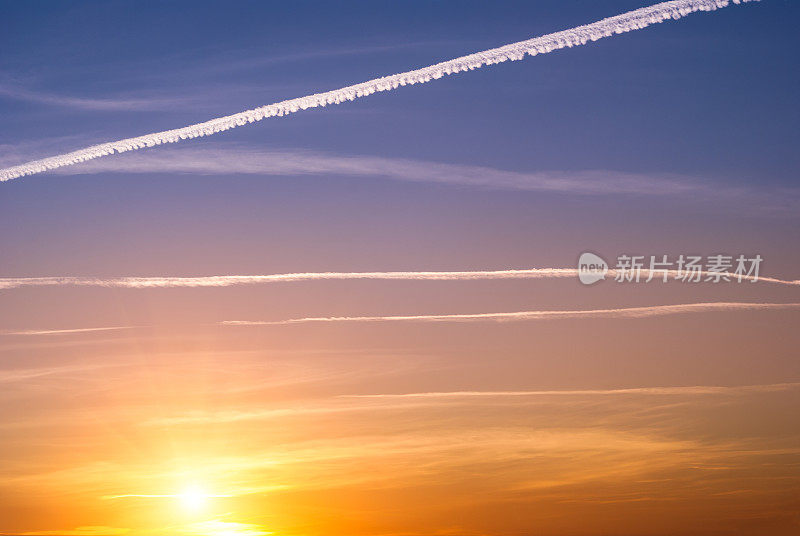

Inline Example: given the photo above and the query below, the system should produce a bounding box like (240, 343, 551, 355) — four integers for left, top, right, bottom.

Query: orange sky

(1, 278, 799, 535)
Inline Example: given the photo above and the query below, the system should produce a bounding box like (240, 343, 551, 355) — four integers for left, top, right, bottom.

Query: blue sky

(2, 0, 798, 179)
(1, 0, 798, 277)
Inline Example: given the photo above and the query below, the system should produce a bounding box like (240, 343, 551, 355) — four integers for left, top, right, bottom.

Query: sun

(178, 485, 209, 512)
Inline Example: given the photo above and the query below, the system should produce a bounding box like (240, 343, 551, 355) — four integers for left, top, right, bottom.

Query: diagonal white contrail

(221, 302, 800, 326)
(0, 0, 755, 182)
(1, 267, 797, 291)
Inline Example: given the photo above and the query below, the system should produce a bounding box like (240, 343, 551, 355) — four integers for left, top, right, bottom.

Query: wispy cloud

(0, 269, 574, 290)
(164, 521, 271, 536)
(29, 145, 798, 214)
(102, 493, 231, 499)
(1, 326, 135, 336)
(1, 267, 797, 291)
(0, 363, 120, 383)
(222, 302, 800, 326)
(0, 82, 184, 112)
(341, 382, 800, 399)
(50, 145, 716, 196)
(143, 382, 800, 427)
(188, 39, 467, 77)
(0, 0, 756, 182)
(1, 528, 129, 536)
(141, 402, 412, 427)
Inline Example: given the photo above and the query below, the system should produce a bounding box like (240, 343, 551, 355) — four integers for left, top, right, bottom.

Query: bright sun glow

(178, 486, 209, 512)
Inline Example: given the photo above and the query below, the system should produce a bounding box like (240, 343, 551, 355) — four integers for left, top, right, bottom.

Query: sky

(1, 1, 799, 535)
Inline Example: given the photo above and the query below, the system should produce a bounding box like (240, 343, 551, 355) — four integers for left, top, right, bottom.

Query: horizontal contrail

(0, 269, 572, 290)
(1, 326, 135, 336)
(222, 302, 800, 326)
(0, 0, 755, 182)
(341, 382, 800, 399)
(1, 268, 797, 291)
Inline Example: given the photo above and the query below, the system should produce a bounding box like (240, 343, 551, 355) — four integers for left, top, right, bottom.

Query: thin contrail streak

(0, 268, 797, 291)
(0, 0, 755, 182)
(0, 269, 572, 290)
(222, 302, 800, 326)
(340, 382, 800, 399)
(5, 303, 797, 340)
(1, 326, 135, 336)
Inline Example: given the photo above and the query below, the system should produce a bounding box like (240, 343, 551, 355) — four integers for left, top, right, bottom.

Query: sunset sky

(1, 1, 799, 535)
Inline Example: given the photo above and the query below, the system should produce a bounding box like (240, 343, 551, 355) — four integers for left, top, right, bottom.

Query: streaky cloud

(0, 0, 756, 182)
(2, 527, 130, 536)
(49, 146, 707, 196)
(221, 302, 800, 326)
(1, 326, 135, 336)
(144, 382, 800, 426)
(0, 82, 184, 112)
(102, 492, 231, 500)
(0, 363, 121, 383)
(341, 382, 800, 399)
(0, 269, 574, 291)
(1, 268, 797, 291)
(32, 146, 799, 214)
